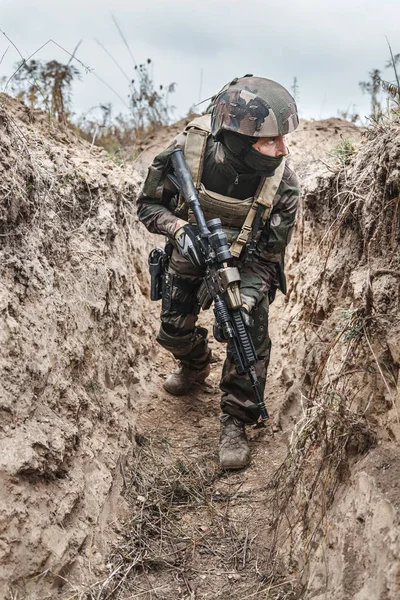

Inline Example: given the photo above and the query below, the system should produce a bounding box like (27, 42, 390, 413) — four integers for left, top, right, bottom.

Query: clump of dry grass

(58, 433, 298, 600)
(266, 350, 377, 596)
(108, 438, 218, 587)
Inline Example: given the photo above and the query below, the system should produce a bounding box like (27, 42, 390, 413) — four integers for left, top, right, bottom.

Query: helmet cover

(210, 76, 299, 139)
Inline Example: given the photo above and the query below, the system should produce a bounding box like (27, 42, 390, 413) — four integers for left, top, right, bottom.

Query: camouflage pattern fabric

(137, 106, 300, 424)
(138, 134, 299, 305)
(156, 250, 271, 424)
(210, 76, 299, 139)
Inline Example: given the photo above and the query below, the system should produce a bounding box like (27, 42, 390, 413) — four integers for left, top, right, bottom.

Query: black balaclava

(220, 130, 284, 176)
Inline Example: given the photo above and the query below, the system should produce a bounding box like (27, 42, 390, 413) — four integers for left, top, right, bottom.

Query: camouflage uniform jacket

(137, 127, 300, 309)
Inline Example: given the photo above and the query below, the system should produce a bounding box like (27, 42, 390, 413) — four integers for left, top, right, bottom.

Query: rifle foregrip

(231, 311, 256, 366)
(231, 311, 269, 420)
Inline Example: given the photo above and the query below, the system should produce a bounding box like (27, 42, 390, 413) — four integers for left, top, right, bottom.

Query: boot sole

(163, 379, 208, 396)
(220, 462, 249, 470)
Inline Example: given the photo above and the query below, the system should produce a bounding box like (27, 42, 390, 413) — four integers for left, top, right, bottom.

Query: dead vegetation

(1, 21, 176, 156)
(57, 432, 297, 600)
(264, 111, 400, 596)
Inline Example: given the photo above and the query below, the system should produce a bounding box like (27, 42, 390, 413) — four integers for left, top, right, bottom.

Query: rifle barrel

(170, 149, 210, 237)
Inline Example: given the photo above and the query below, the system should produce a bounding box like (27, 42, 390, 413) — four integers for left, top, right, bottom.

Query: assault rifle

(169, 148, 269, 421)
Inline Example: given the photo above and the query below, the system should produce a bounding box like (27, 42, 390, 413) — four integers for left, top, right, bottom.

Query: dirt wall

(275, 117, 400, 598)
(0, 95, 156, 598)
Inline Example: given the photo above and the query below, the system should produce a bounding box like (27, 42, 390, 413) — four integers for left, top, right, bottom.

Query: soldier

(138, 75, 300, 469)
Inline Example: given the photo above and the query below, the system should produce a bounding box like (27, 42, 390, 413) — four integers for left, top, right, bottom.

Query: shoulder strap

(230, 158, 286, 258)
(183, 115, 211, 187)
(185, 114, 212, 133)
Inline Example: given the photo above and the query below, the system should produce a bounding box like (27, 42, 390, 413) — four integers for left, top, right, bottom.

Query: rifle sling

(230, 158, 286, 258)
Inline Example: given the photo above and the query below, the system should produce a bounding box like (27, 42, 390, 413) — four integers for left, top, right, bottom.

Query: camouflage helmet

(210, 75, 299, 140)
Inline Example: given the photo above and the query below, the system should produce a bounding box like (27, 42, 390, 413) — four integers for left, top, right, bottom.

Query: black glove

(174, 223, 205, 269)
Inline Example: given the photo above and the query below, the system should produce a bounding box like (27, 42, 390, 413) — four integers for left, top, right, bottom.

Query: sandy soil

(77, 115, 368, 599)
(1, 95, 400, 600)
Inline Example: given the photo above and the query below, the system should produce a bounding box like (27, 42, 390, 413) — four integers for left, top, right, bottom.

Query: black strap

(246, 204, 265, 261)
(162, 272, 201, 315)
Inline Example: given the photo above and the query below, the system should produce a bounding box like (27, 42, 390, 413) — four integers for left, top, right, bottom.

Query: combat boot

(219, 414, 250, 470)
(163, 363, 210, 396)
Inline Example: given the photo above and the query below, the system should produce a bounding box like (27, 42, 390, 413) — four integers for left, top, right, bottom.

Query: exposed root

(267, 331, 377, 596)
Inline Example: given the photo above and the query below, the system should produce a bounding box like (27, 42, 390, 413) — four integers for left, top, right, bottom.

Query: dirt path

(100, 118, 367, 598)
(104, 296, 295, 600)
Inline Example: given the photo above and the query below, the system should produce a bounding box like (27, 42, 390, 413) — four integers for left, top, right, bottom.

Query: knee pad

(156, 324, 208, 359)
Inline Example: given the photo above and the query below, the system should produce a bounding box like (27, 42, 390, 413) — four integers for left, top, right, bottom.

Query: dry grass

(47, 433, 298, 600)
(265, 316, 378, 595)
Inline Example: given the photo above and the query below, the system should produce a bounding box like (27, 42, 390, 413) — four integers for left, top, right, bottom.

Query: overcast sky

(1, 0, 399, 124)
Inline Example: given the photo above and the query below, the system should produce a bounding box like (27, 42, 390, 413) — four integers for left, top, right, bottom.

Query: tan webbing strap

(185, 113, 212, 133)
(183, 115, 211, 187)
(230, 158, 286, 258)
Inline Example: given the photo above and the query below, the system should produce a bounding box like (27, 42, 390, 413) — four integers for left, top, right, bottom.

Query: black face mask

(220, 131, 284, 176)
(242, 147, 284, 174)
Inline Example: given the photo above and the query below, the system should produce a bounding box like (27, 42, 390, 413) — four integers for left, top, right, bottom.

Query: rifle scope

(206, 218, 232, 263)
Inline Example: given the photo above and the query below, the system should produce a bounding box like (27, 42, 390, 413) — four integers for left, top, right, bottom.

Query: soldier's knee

(157, 324, 208, 358)
(161, 271, 200, 317)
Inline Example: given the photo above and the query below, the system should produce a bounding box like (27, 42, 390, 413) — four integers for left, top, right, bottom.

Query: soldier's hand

(240, 304, 254, 327)
(174, 223, 206, 270)
(173, 219, 188, 233)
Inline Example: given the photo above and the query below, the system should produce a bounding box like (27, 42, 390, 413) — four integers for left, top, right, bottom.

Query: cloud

(1, 0, 399, 121)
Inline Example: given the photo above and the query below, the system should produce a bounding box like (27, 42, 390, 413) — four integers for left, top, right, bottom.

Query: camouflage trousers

(157, 250, 271, 425)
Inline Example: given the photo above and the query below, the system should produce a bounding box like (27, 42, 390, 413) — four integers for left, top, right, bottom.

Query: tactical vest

(178, 114, 285, 258)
